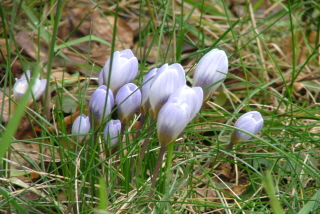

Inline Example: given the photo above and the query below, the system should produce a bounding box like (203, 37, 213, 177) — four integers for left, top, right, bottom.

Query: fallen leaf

(0, 88, 11, 123)
(15, 31, 48, 63)
(57, 4, 134, 72)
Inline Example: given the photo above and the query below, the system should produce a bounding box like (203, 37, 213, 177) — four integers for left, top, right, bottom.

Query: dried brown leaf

(0, 88, 11, 123)
(15, 31, 48, 63)
(58, 5, 134, 69)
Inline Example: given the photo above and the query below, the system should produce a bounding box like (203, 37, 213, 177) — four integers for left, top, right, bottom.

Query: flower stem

(135, 113, 146, 138)
(149, 144, 167, 197)
(165, 143, 174, 196)
(137, 119, 155, 176)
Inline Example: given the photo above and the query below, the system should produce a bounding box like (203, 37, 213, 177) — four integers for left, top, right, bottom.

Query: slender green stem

(137, 118, 155, 176)
(165, 143, 175, 196)
(136, 113, 146, 138)
(149, 145, 167, 197)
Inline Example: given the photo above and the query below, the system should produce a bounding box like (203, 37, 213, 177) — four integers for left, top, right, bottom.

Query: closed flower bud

(140, 68, 158, 115)
(149, 63, 186, 119)
(231, 111, 264, 143)
(13, 70, 47, 102)
(116, 83, 141, 124)
(98, 49, 138, 93)
(166, 85, 203, 122)
(72, 114, 91, 142)
(89, 85, 114, 122)
(192, 49, 228, 101)
(104, 119, 121, 147)
(157, 86, 203, 146)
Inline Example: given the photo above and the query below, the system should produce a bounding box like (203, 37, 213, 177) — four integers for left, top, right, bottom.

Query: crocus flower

(166, 85, 203, 122)
(192, 49, 228, 101)
(140, 68, 158, 115)
(89, 85, 114, 122)
(231, 111, 264, 143)
(148, 63, 186, 119)
(98, 49, 138, 93)
(13, 70, 47, 101)
(116, 83, 141, 124)
(157, 85, 203, 146)
(104, 119, 121, 147)
(72, 114, 91, 142)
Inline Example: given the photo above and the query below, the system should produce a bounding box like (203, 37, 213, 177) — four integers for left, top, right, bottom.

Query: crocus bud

(116, 83, 141, 124)
(72, 114, 91, 142)
(157, 85, 203, 146)
(13, 70, 47, 102)
(98, 49, 138, 94)
(192, 49, 228, 101)
(231, 111, 264, 143)
(148, 63, 186, 119)
(166, 85, 203, 122)
(140, 68, 158, 115)
(104, 119, 121, 147)
(89, 85, 114, 122)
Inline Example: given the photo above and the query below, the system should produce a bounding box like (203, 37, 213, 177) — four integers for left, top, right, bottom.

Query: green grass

(0, 0, 319, 213)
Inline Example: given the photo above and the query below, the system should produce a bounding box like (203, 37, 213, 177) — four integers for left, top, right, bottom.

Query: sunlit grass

(0, 0, 319, 213)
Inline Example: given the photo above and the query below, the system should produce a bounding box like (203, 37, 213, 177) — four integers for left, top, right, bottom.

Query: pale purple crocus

(231, 111, 264, 143)
(192, 49, 228, 101)
(148, 63, 186, 119)
(13, 70, 47, 101)
(157, 85, 203, 146)
(140, 68, 158, 115)
(116, 83, 141, 124)
(104, 119, 121, 147)
(89, 85, 114, 122)
(98, 49, 138, 94)
(72, 114, 91, 142)
(166, 85, 203, 122)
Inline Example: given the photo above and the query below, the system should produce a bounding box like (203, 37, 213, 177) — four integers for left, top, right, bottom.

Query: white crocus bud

(98, 49, 138, 94)
(89, 85, 114, 122)
(116, 83, 141, 124)
(192, 49, 228, 101)
(104, 119, 121, 147)
(148, 63, 186, 119)
(231, 111, 264, 143)
(72, 114, 91, 142)
(157, 85, 203, 147)
(13, 70, 47, 102)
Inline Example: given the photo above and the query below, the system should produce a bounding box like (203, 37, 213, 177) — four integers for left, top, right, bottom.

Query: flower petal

(116, 83, 141, 124)
(72, 114, 91, 142)
(231, 111, 264, 143)
(104, 119, 122, 147)
(193, 49, 228, 101)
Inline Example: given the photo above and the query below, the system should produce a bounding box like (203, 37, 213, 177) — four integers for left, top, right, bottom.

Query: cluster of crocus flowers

(72, 49, 139, 147)
(68, 47, 264, 197)
(13, 70, 47, 103)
